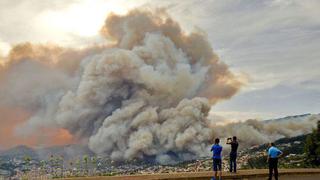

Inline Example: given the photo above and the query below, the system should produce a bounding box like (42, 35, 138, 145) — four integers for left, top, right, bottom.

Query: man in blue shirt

(267, 142, 283, 180)
(211, 138, 222, 180)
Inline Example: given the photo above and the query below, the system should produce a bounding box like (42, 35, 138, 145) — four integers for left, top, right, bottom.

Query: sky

(0, 0, 319, 122)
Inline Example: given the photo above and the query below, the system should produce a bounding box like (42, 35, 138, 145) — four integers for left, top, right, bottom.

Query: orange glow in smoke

(43, 128, 75, 146)
(0, 107, 75, 149)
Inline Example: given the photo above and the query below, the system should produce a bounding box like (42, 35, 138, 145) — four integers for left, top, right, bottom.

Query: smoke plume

(210, 114, 320, 150)
(0, 9, 240, 161)
(55, 9, 241, 162)
(0, 8, 316, 163)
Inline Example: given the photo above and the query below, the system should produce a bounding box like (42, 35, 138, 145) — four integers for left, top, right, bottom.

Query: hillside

(0, 145, 38, 160)
(37, 144, 95, 160)
(0, 113, 318, 178)
(242, 134, 309, 169)
(264, 113, 313, 123)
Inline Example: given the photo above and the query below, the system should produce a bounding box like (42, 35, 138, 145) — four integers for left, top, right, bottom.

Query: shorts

(213, 158, 222, 171)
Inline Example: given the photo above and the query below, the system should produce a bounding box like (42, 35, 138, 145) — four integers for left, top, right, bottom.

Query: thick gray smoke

(210, 114, 320, 150)
(0, 9, 317, 163)
(52, 9, 241, 162)
(0, 9, 240, 162)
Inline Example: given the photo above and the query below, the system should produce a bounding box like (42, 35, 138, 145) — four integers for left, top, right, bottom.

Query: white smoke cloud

(0, 9, 240, 163)
(51, 9, 240, 162)
(210, 114, 320, 149)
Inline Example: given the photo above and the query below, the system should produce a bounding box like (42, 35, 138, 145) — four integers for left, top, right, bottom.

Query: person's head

(233, 136, 237, 141)
(215, 138, 220, 144)
(269, 142, 275, 147)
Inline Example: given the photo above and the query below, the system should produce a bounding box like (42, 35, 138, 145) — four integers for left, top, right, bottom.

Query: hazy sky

(0, 0, 319, 121)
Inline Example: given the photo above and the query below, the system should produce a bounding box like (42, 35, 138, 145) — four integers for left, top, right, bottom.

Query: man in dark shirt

(211, 138, 222, 180)
(226, 136, 238, 173)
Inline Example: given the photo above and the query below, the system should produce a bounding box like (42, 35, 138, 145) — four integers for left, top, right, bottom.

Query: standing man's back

(268, 142, 283, 180)
(211, 138, 222, 180)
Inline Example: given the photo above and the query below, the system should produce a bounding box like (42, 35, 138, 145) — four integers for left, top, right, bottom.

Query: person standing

(211, 138, 223, 180)
(267, 142, 283, 180)
(226, 136, 238, 173)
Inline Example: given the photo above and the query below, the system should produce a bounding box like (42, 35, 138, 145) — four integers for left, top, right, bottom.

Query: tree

(75, 159, 81, 176)
(23, 155, 31, 172)
(91, 156, 97, 176)
(49, 155, 55, 173)
(304, 120, 320, 166)
(83, 155, 89, 175)
(69, 161, 74, 176)
(39, 160, 46, 175)
(58, 155, 65, 178)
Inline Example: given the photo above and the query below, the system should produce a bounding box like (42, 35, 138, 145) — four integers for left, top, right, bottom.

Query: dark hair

(233, 136, 237, 140)
(271, 142, 275, 146)
(215, 138, 220, 144)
